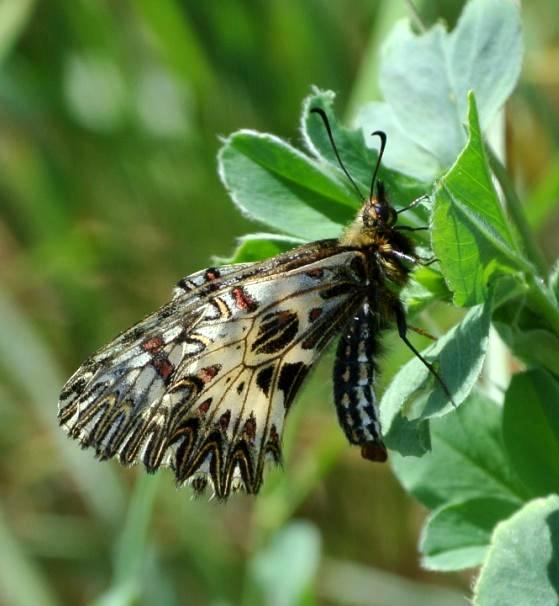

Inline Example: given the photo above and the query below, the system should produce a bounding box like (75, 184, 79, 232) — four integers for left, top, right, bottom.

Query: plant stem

(486, 143, 559, 337)
(526, 275, 559, 337)
(405, 0, 427, 32)
(487, 146, 549, 277)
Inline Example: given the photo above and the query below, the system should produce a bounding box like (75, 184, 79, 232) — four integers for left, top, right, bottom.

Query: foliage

(217, 0, 559, 603)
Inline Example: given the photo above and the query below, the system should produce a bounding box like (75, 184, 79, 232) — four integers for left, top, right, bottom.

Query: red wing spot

(219, 410, 231, 431)
(306, 268, 324, 279)
(232, 287, 257, 312)
(309, 307, 322, 322)
(243, 414, 257, 443)
(301, 333, 321, 350)
(142, 336, 164, 352)
(197, 398, 212, 416)
(153, 356, 174, 380)
(197, 364, 221, 383)
(277, 310, 294, 324)
(204, 268, 220, 281)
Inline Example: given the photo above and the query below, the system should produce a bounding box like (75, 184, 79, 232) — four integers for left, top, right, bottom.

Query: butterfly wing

(59, 243, 368, 498)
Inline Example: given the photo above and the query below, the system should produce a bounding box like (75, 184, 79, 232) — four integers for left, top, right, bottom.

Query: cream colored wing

(59, 247, 367, 498)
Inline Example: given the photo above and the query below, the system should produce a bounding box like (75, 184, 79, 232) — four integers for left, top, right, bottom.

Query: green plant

(218, 0, 559, 602)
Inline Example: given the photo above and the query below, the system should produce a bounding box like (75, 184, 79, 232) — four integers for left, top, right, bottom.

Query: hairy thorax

(340, 219, 414, 288)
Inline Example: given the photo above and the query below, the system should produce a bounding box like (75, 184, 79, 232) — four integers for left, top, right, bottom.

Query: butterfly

(58, 109, 447, 499)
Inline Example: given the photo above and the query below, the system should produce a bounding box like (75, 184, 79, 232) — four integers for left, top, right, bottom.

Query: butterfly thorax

(340, 187, 416, 288)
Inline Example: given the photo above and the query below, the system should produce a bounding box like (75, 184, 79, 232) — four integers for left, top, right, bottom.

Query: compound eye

(374, 202, 389, 223)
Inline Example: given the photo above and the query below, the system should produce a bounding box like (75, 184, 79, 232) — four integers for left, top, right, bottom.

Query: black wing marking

(58, 244, 368, 498)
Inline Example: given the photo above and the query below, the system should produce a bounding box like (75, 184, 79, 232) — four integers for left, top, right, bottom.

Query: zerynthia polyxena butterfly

(58, 108, 449, 499)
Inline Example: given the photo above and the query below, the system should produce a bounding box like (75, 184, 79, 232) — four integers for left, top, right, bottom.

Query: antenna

(369, 130, 387, 201)
(310, 108, 365, 200)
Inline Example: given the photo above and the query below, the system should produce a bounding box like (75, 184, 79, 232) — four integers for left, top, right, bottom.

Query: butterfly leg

(389, 246, 437, 266)
(396, 194, 430, 215)
(395, 225, 429, 232)
(408, 325, 436, 340)
(418, 256, 438, 266)
(393, 301, 454, 404)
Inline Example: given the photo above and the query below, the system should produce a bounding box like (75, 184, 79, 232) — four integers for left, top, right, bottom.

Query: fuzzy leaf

(473, 495, 559, 606)
(218, 130, 356, 240)
(380, 0, 522, 167)
(382, 296, 492, 454)
(353, 101, 440, 182)
(420, 497, 519, 571)
(390, 392, 527, 510)
(301, 89, 427, 213)
(502, 370, 559, 498)
(220, 233, 304, 264)
(432, 94, 529, 306)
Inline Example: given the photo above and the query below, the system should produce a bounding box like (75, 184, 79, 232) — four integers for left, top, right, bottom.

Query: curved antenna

(369, 130, 387, 201)
(310, 108, 365, 200)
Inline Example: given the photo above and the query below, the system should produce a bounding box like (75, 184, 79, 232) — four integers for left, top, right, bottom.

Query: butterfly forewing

(58, 244, 368, 498)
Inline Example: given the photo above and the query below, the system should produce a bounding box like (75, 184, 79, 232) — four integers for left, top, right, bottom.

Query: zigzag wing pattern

(59, 244, 368, 498)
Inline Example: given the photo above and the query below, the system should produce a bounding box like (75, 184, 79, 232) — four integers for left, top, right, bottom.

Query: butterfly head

(361, 181, 397, 229)
(340, 184, 407, 252)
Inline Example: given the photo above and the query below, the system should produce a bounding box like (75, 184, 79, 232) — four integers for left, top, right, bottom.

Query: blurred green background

(1, 1, 558, 605)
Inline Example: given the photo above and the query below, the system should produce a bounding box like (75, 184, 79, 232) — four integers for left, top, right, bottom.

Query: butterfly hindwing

(59, 245, 369, 498)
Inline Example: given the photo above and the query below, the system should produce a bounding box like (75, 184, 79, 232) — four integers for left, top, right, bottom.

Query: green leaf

(420, 497, 519, 571)
(353, 101, 440, 182)
(301, 89, 427, 212)
(390, 392, 527, 510)
(449, 0, 523, 129)
(381, 22, 460, 169)
(384, 413, 431, 458)
(432, 94, 529, 306)
(509, 329, 559, 376)
(382, 297, 492, 454)
(502, 370, 559, 498)
(402, 265, 452, 316)
(494, 315, 559, 376)
(492, 277, 559, 375)
(380, 0, 522, 167)
(218, 233, 304, 264)
(218, 130, 356, 240)
(473, 495, 559, 606)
